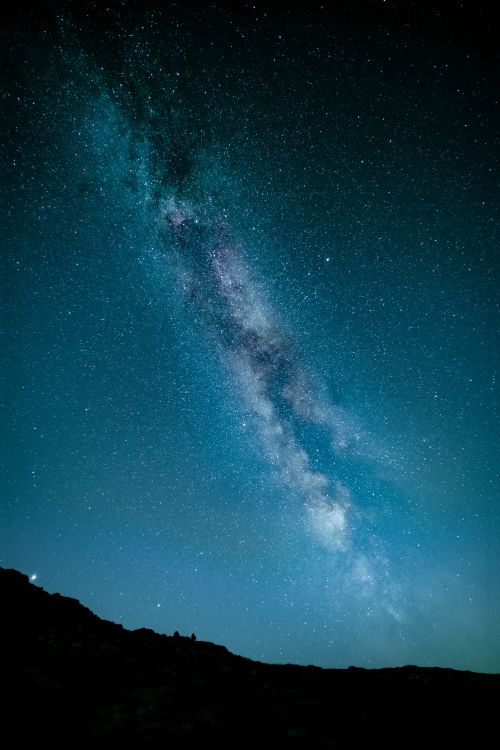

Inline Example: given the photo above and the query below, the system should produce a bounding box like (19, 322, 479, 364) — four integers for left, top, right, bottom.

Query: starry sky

(2, 2, 499, 672)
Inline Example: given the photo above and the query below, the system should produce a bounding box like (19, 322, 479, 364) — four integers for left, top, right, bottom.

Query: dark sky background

(1, 1, 498, 671)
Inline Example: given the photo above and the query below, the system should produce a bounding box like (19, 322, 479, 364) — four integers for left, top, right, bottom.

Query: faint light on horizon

(30, 573, 38, 582)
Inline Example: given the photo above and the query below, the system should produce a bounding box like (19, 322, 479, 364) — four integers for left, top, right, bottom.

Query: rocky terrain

(1, 566, 498, 746)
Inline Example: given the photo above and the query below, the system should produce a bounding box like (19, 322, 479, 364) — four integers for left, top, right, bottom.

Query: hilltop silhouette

(1, 567, 498, 747)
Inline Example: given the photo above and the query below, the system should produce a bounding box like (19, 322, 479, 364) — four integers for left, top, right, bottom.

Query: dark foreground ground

(1, 567, 498, 747)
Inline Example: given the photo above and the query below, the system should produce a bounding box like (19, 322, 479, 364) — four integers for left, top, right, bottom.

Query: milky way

(80, 51, 365, 559)
(115, 117, 399, 614)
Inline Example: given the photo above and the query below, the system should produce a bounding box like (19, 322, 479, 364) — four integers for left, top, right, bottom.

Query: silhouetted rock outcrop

(1, 567, 498, 747)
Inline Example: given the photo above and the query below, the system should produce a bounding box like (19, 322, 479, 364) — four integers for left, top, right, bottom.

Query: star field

(1, 2, 498, 671)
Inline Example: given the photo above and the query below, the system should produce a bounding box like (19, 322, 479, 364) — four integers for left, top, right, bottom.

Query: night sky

(2, 2, 498, 672)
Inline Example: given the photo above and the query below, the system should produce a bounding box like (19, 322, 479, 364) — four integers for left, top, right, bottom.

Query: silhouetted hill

(1, 567, 498, 747)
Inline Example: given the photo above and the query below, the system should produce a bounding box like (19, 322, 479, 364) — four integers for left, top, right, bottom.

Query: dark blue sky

(2, 1, 498, 671)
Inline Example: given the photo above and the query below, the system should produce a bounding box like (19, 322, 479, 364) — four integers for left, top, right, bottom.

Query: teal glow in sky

(2, 2, 498, 672)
